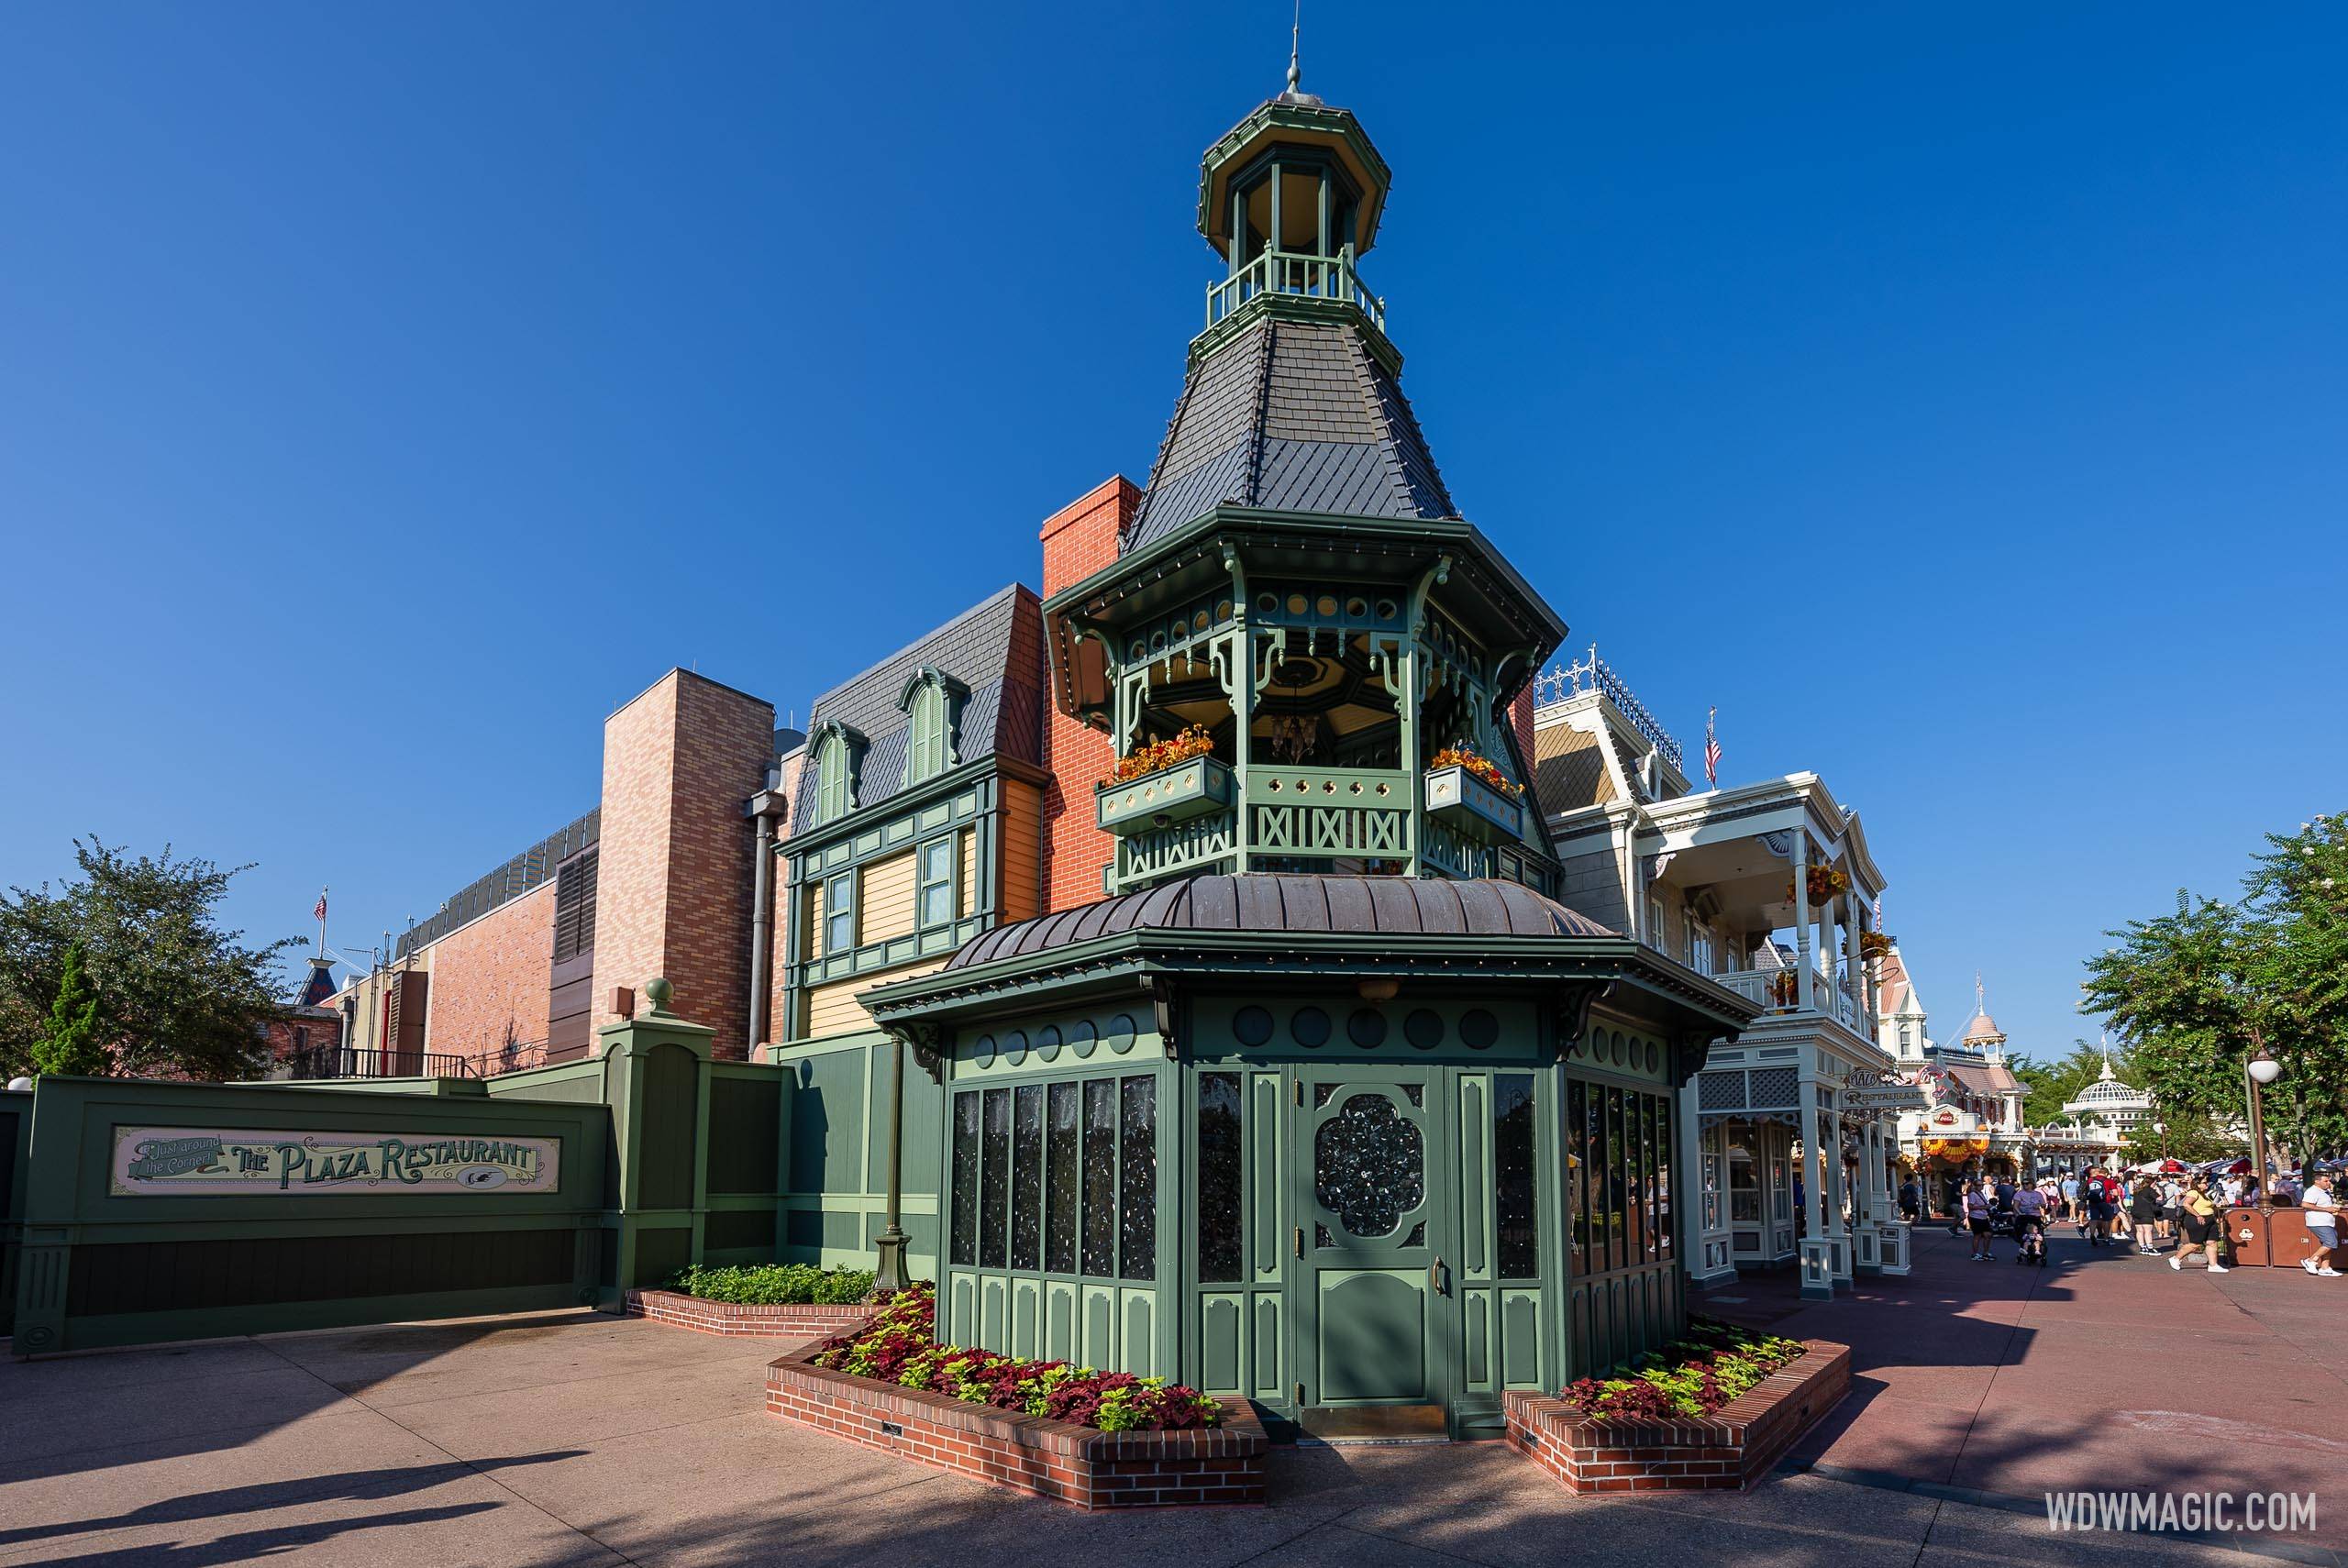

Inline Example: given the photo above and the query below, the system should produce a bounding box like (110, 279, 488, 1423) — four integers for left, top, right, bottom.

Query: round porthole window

(1291, 1006, 1332, 1048)
(1105, 1013, 1137, 1055)
(1404, 1010, 1444, 1050)
(1036, 1023, 1062, 1065)
(1069, 1019, 1098, 1059)
(1347, 1009, 1389, 1048)
(1459, 1010, 1500, 1050)
(1233, 1006, 1275, 1047)
(1003, 1029, 1028, 1068)
(973, 1033, 998, 1069)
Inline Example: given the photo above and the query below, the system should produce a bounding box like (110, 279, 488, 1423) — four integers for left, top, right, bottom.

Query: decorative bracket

(892, 1023, 951, 1085)
(1148, 976, 1181, 1060)
(1546, 980, 1613, 1065)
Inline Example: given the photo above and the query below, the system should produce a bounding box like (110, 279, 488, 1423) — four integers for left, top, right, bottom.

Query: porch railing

(1713, 966, 1868, 1034)
(275, 1045, 478, 1081)
(1206, 244, 1384, 333)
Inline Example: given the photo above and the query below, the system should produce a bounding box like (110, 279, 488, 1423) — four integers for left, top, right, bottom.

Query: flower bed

(767, 1284, 1264, 1509)
(622, 1264, 879, 1340)
(1565, 1318, 1806, 1421)
(1507, 1329, 1851, 1495)
(807, 1283, 1217, 1432)
(663, 1264, 874, 1304)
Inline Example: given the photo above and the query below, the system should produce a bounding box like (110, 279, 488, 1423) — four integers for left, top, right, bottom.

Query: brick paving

(1, 1241, 2338, 1568)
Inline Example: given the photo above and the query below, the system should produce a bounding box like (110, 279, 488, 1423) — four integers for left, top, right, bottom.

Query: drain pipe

(745, 774, 789, 1058)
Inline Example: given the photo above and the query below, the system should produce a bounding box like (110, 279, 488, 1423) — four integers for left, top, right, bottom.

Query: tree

(2011, 1038, 2138, 1130)
(0, 838, 299, 1082)
(2081, 813, 2348, 1168)
(31, 941, 109, 1077)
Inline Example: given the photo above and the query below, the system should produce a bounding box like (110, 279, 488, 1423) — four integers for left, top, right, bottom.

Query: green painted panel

(703, 1208, 775, 1253)
(1316, 1271, 1427, 1402)
(1502, 1288, 1541, 1388)
(1122, 1289, 1155, 1378)
(1082, 1285, 1113, 1367)
(637, 1044, 699, 1211)
(949, 1272, 976, 1344)
(980, 1274, 1005, 1350)
(1046, 1280, 1077, 1362)
(1011, 1276, 1039, 1359)
(1201, 1293, 1243, 1393)
(786, 1050, 867, 1195)
(632, 1225, 692, 1286)
(704, 1076, 781, 1196)
(1463, 1287, 1490, 1389)
(1252, 1293, 1283, 1401)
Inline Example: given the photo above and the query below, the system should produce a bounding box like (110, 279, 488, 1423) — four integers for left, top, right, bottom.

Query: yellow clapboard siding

(959, 825, 977, 919)
(805, 955, 952, 1039)
(859, 850, 917, 945)
(1000, 778, 1043, 922)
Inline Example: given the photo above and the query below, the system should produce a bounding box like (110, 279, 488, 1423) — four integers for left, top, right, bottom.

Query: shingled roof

(789, 584, 1045, 830)
(1124, 315, 1456, 552)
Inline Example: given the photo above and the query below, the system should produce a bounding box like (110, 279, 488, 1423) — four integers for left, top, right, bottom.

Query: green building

(837, 69, 1758, 1439)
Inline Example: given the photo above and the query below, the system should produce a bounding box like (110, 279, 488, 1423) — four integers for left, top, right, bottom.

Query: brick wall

(417, 879, 556, 1070)
(1038, 476, 1137, 914)
(625, 1289, 869, 1341)
(766, 1342, 1268, 1509)
(593, 669, 776, 1059)
(1503, 1340, 1850, 1494)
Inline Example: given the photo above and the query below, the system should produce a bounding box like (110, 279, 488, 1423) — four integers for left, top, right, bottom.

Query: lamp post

(2245, 1042, 2282, 1213)
(872, 1030, 912, 1292)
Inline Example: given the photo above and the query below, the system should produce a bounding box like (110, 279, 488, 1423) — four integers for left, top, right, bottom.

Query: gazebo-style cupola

(1047, 59, 1566, 898)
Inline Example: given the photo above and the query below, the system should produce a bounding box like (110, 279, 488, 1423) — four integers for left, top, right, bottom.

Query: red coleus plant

(809, 1283, 1219, 1432)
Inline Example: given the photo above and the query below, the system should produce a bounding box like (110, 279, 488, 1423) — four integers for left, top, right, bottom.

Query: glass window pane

(980, 1087, 1010, 1268)
(1656, 1095, 1674, 1257)
(1606, 1086, 1626, 1273)
(1081, 1078, 1117, 1277)
(1495, 1073, 1537, 1278)
(1047, 1081, 1080, 1275)
(1119, 1077, 1157, 1280)
(950, 1090, 980, 1267)
(1011, 1085, 1043, 1270)
(1198, 1072, 1244, 1283)
(1568, 1079, 1589, 1275)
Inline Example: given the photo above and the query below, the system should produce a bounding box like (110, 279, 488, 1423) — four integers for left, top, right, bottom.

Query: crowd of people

(1894, 1166, 2340, 1278)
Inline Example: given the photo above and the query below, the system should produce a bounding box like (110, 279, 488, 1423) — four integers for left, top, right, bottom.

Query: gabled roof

(790, 585, 1045, 830)
(1124, 314, 1456, 552)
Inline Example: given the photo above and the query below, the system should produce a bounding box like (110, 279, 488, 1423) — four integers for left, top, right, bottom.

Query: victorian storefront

(838, 79, 1757, 1439)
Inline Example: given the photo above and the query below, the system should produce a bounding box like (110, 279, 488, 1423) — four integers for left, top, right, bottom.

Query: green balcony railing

(1206, 244, 1384, 333)
(1248, 766, 1412, 859)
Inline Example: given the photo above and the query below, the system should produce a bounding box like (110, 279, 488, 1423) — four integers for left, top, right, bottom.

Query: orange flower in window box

(1102, 724, 1216, 788)
(1427, 745, 1523, 800)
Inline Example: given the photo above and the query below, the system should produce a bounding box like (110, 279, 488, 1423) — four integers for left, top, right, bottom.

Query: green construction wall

(774, 1030, 940, 1279)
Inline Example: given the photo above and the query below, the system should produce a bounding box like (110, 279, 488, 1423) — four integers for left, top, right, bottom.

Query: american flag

(1704, 706, 1722, 786)
(313, 889, 328, 923)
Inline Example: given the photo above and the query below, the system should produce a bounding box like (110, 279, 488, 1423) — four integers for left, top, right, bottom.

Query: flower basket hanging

(1784, 865, 1849, 906)
(1859, 930, 1893, 963)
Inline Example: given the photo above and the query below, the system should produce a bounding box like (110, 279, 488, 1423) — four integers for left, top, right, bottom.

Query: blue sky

(3, 5, 2342, 1061)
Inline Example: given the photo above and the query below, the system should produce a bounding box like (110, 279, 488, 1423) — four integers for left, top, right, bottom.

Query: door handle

(1428, 1255, 1447, 1297)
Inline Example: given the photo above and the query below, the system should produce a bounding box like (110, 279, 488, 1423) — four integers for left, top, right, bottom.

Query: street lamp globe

(2248, 1049, 2282, 1086)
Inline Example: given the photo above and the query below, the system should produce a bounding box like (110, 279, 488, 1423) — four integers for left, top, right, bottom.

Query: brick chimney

(1038, 477, 1140, 913)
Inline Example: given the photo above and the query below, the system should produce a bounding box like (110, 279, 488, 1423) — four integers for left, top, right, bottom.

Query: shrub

(660, 1264, 875, 1305)
(809, 1282, 1219, 1432)
(1565, 1317, 1806, 1422)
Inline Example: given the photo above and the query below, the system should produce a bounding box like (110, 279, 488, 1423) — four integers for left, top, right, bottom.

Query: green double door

(1292, 1064, 1456, 1423)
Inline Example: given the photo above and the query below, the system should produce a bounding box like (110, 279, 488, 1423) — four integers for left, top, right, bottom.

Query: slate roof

(946, 872, 1615, 970)
(1124, 315, 1457, 552)
(789, 584, 1045, 831)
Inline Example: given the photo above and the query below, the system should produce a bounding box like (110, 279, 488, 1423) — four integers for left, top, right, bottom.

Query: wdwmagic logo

(2044, 1492, 2317, 1534)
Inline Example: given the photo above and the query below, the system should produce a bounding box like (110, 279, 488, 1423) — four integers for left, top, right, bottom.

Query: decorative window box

(766, 1339, 1268, 1509)
(1503, 1338, 1851, 1494)
(623, 1289, 873, 1341)
(1096, 756, 1235, 835)
(1423, 764, 1525, 845)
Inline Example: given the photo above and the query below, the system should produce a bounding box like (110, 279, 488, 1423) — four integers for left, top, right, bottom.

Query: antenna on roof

(1286, 0, 1301, 95)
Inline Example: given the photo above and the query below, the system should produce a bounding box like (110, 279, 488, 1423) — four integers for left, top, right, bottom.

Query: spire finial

(1287, 0, 1301, 95)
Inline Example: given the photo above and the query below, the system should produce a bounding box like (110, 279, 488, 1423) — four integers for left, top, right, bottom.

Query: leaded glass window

(1081, 1078, 1117, 1277)
(1011, 1085, 1043, 1270)
(980, 1087, 1010, 1268)
(1198, 1073, 1243, 1283)
(917, 837, 955, 928)
(1495, 1074, 1537, 1278)
(1046, 1081, 1080, 1275)
(1567, 1079, 1589, 1274)
(1656, 1096, 1674, 1257)
(1314, 1093, 1423, 1239)
(1119, 1077, 1157, 1279)
(1606, 1086, 1627, 1272)
(950, 1090, 980, 1267)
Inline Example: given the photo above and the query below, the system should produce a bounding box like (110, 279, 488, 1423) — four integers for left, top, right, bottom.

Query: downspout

(745, 774, 788, 1058)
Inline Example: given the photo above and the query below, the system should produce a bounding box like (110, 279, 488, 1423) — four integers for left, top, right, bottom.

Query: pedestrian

(2130, 1170, 2164, 1254)
(2159, 1173, 2183, 1242)
(2012, 1178, 2047, 1265)
(2061, 1171, 2080, 1218)
(1899, 1176, 1921, 1224)
(1966, 1178, 1996, 1261)
(2301, 1172, 2341, 1278)
(2170, 1175, 2229, 1273)
(2084, 1170, 2116, 1248)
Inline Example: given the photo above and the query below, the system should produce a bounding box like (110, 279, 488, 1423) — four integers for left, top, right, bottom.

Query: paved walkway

(0, 1225, 2338, 1567)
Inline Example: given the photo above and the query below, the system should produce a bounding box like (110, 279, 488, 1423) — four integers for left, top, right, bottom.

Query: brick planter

(765, 1340, 1267, 1509)
(1504, 1339, 1851, 1494)
(623, 1288, 873, 1341)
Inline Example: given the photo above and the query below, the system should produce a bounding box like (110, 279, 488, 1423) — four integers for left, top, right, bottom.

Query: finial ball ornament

(644, 977, 674, 1010)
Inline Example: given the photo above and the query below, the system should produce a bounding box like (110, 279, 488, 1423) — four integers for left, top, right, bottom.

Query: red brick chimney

(1038, 477, 1140, 913)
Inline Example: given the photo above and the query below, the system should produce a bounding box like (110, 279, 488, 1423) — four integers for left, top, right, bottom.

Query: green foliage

(2081, 813, 2348, 1165)
(0, 838, 299, 1083)
(2010, 1038, 2138, 1128)
(661, 1263, 874, 1305)
(30, 941, 109, 1077)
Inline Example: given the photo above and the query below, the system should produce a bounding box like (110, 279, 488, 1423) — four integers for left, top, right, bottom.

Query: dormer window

(898, 668, 969, 786)
(810, 722, 867, 825)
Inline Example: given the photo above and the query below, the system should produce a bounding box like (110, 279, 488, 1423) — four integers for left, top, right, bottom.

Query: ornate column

(1798, 1092, 1831, 1298)
(1792, 835, 1815, 1012)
